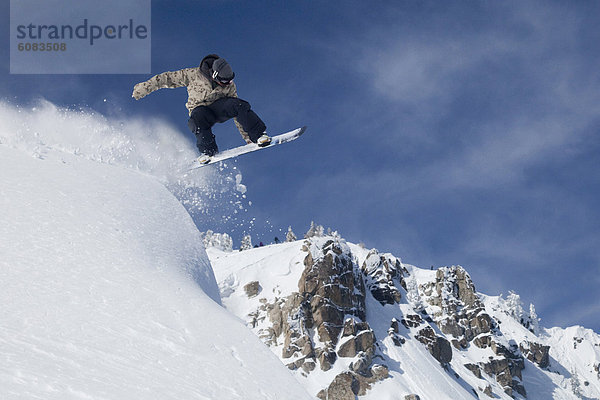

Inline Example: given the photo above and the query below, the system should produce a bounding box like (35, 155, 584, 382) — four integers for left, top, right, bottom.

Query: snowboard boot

(256, 134, 272, 147)
(197, 154, 212, 164)
(196, 130, 218, 164)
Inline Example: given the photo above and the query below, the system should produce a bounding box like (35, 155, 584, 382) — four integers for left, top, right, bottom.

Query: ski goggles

(212, 70, 233, 85)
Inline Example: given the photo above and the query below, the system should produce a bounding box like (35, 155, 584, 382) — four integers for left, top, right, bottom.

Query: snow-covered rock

(209, 235, 600, 400)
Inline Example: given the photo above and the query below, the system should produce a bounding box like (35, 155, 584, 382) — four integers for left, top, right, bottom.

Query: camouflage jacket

(132, 61, 251, 142)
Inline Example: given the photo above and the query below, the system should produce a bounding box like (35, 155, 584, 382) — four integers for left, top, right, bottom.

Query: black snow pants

(187, 97, 266, 156)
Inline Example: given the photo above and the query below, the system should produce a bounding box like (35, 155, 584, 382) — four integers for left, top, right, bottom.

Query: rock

(404, 395, 421, 400)
(301, 339, 315, 357)
(490, 342, 525, 381)
(243, 281, 261, 298)
(482, 356, 526, 397)
(390, 318, 400, 333)
(433, 336, 453, 365)
(520, 341, 550, 368)
(483, 385, 493, 397)
(361, 250, 405, 306)
(325, 372, 359, 400)
(302, 359, 316, 373)
(350, 354, 371, 375)
(401, 314, 423, 329)
(470, 313, 493, 336)
(338, 329, 376, 358)
(439, 317, 464, 337)
(282, 329, 304, 358)
(313, 302, 345, 329)
(337, 336, 358, 358)
(286, 357, 311, 371)
(356, 329, 376, 353)
(299, 237, 367, 348)
(317, 348, 337, 371)
(317, 323, 343, 345)
(513, 382, 527, 397)
(316, 284, 354, 309)
(391, 334, 405, 346)
(370, 285, 402, 305)
(253, 238, 388, 398)
(473, 334, 492, 349)
(464, 363, 482, 378)
(342, 318, 357, 337)
(416, 326, 453, 365)
(421, 265, 502, 368)
(352, 364, 390, 396)
(389, 318, 405, 346)
(371, 364, 389, 380)
(483, 358, 512, 388)
(451, 338, 468, 350)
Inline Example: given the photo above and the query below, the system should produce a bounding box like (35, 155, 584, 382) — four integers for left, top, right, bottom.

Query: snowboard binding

(257, 134, 272, 147)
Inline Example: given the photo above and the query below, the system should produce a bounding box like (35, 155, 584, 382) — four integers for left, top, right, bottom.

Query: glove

(132, 83, 147, 100)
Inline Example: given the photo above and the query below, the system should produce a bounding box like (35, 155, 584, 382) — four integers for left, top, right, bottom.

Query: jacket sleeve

(132, 69, 192, 99)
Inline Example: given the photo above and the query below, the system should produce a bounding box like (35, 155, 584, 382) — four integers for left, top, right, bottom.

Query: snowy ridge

(208, 235, 600, 400)
(0, 127, 312, 397)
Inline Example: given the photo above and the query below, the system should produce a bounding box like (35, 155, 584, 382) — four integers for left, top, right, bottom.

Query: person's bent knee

(187, 118, 197, 133)
(190, 106, 215, 130)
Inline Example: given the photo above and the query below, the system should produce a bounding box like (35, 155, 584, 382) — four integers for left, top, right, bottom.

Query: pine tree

(406, 274, 425, 313)
(200, 230, 233, 252)
(305, 221, 317, 238)
(286, 226, 297, 242)
(240, 234, 252, 251)
(506, 291, 525, 325)
(528, 303, 541, 334)
(305, 221, 324, 238)
(316, 224, 325, 237)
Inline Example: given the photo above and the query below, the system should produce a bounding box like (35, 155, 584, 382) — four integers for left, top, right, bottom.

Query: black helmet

(211, 58, 235, 85)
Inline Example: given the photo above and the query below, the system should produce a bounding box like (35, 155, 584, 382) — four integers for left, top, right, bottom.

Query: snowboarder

(131, 54, 271, 163)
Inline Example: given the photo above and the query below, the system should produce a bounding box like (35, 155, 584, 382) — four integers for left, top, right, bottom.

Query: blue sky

(2, 1, 599, 332)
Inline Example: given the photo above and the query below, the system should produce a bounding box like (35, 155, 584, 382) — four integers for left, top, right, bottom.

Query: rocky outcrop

(253, 237, 388, 398)
(317, 372, 358, 400)
(482, 357, 526, 397)
(421, 266, 529, 398)
(481, 341, 526, 397)
(465, 363, 482, 378)
(519, 341, 550, 369)
(388, 318, 406, 346)
(483, 385, 493, 398)
(243, 281, 261, 298)
(361, 250, 407, 305)
(424, 267, 496, 344)
(317, 365, 390, 400)
(299, 238, 366, 351)
(415, 326, 453, 365)
(401, 314, 423, 329)
(226, 235, 589, 400)
(338, 318, 376, 358)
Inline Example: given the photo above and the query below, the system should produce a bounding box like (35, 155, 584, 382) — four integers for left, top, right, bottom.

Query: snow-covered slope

(208, 236, 600, 400)
(0, 144, 312, 399)
(2, 99, 599, 400)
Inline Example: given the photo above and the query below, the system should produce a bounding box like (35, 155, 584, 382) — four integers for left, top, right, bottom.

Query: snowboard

(189, 126, 307, 169)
